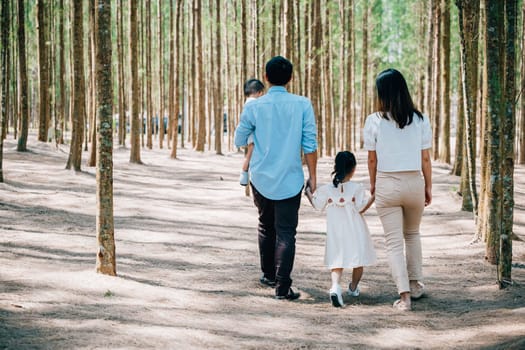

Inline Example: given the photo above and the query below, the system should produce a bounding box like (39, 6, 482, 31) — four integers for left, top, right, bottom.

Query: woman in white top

(363, 68, 432, 311)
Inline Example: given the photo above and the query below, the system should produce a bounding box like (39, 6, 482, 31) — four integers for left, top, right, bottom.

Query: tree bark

(431, 0, 441, 160)
(214, 0, 222, 155)
(0, 0, 10, 182)
(57, 0, 65, 145)
(158, 0, 165, 149)
(129, 0, 141, 163)
(439, 0, 451, 164)
(519, 6, 525, 164)
(195, 0, 205, 151)
(16, 0, 29, 152)
(452, 67, 464, 176)
(456, 0, 479, 216)
(117, 0, 126, 147)
(37, 0, 49, 142)
(499, 0, 517, 286)
(170, 0, 182, 158)
(323, 2, 332, 157)
(311, 0, 322, 156)
(146, 0, 152, 150)
(483, 0, 504, 265)
(95, 0, 116, 276)
(88, 0, 97, 167)
(359, 2, 369, 149)
(66, 0, 86, 171)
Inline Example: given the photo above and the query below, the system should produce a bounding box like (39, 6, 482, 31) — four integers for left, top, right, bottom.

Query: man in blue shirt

(234, 56, 318, 300)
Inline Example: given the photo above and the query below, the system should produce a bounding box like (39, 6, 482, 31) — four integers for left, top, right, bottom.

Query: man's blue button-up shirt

(234, 86, 317, 200)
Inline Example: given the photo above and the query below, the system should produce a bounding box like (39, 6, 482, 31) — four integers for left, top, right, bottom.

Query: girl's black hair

(375, 68, 423, 129)
(332, 151, 357, 187)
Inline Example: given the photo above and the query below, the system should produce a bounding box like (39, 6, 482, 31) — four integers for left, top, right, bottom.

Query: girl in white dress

(305, 151, 377, 307)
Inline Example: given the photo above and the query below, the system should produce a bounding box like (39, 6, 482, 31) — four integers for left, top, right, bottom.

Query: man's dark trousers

(252, 184, 302, 296)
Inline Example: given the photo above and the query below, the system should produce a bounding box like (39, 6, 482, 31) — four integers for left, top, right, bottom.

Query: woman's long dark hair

(332, 151, 357, 187)
(375, 68, 423, 129)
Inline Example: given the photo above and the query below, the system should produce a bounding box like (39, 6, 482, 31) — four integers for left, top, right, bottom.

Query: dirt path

(1, 137, 524, 349)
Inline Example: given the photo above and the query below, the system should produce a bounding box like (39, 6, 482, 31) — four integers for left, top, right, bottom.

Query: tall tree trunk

(424, 1, 434, 115)
(439, 0, 451, 164)
(88, 0, 97, 167)
(359, 2, 368, 149)
(37, 0, 49, 142)
(311, 0, 322, 156)
(416, 1, 427, 113)
(478, 0, 490, 241)
(452, 66, 464, 176)
(16, 0, 29, 152)
(140, 1, 145, 148)
(345, 0, 354, 151)
(323, 2, 333, 156)
(146, 0, 152, 150)
(483, 0, 504, 265)
(57, 0, 65, 145)
(214, 0, 222, 155)
(95, 0, 116, 276)
(190, 0, 196, 146)
(456, 0, 479, 216)
(519, 6, 525, 164)
(499, 0, 517, 286)
(241, 0, 247, 81)
(304, 1, 311, 98)
(431, 0, 441, 160)
(129, 0, 142, 163)
(293, 0, 301, 94)
(0, 0, 10, 182)
(117, 0, 126, 147)
(168, 0, 175, 151)
(338, 0, 346, 150)
(158, 0, 165, 149)
(195, 0, 205, 151)
(271, 0, 277, 56)
(170, 0, 182, 158)
(66, 0, 86, 171)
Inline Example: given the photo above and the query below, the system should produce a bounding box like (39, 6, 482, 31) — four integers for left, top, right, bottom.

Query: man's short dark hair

(265, 56, 293, 86)
(244, 78, 265, 97)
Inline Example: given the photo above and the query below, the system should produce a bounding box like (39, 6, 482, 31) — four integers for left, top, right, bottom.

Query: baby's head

(244, 78, 265, 98)
(331, 151, 357, 187)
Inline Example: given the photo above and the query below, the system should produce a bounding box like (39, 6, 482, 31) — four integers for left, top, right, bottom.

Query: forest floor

(1, 135, 525, 350)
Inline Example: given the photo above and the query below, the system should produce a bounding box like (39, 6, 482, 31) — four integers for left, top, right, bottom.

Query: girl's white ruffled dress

(312, 181, 377, 269)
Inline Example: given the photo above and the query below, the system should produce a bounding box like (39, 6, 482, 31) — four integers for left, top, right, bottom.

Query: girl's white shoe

(329, 285, 344, 307)
(347, 284, 360, 297)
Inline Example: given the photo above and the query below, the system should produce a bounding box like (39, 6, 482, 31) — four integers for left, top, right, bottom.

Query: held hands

(304, 181, 314, 206)
(306, 177, 316, 194)
(359, 194, 375, 215)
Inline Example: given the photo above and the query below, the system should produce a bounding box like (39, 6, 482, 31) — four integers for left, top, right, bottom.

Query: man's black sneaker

(275, 288, 300, 300)
(259, 275, 276, 287)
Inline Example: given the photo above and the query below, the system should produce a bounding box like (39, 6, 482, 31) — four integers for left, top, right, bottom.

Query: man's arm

(234, 109, 254, 148)
(367, 151, 377, 196)
(305, 151, 317, 193)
